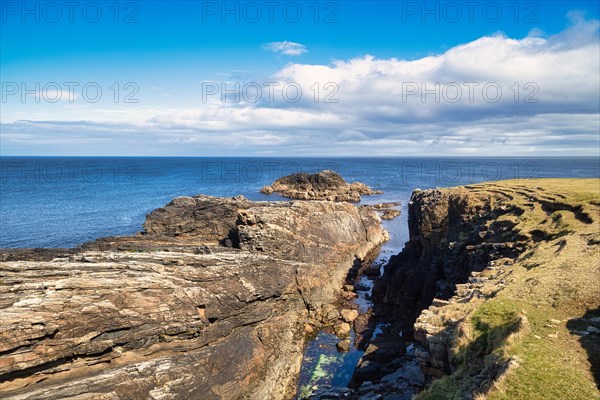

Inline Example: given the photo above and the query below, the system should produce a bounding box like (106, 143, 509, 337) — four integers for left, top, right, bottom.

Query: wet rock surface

(0, 195, 388, 400)
(260, 170, 383, 202)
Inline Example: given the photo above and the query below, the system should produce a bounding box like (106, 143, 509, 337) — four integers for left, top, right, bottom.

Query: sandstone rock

(341, 309, 359, 323)
(327, 309, 341, 321)
(335, 322, 352, 338)
(370, 202, 401, 210)
(142, 194, 252, 243)
(305, 324, 316, 334)
(380, 209, 401, 220)
(260, 170, 383, 202)
(337, 340, 351, 352)
(260, 185, 274, 194)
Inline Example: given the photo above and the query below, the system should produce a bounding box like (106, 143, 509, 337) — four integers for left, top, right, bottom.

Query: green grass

(416, 179, 600, 400)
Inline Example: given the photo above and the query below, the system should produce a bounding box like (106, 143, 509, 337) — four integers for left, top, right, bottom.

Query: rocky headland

(317, 179, 599, 400)
(260, 170, 383, 202)
(0, 194, 388, 400)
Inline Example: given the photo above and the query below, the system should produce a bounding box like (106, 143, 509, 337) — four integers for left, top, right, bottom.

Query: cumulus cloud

(263, 41, 308, 56)
(2, 17, 599, 156)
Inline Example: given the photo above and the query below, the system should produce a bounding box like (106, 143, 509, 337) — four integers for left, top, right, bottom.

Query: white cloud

(263, 41, 308, 56)
(1, 17, 599, 156)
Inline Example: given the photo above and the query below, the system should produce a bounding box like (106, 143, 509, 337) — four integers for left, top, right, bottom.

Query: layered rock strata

(0, 195, 388, 400)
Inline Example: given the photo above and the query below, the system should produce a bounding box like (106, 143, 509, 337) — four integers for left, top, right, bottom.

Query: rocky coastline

(1, 177, 598, 400)
(0, 194, 387, 400)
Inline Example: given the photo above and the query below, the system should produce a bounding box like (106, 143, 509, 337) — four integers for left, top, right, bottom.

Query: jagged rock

(0, 195, 388, 400)
(379, 209, 401, 220)
(335, 322, 352, 338)
(142, 194, 253, 242)
(260, 170, 383, 202)
(337, 339, 352, 352)
(341, 309, 359, 323)
(307, 387, 355, 399)
(366, 180, 600, 399)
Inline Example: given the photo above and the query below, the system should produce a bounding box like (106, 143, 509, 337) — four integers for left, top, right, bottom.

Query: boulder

(341, 309, 359, 323)
(335, 322, 352, 338)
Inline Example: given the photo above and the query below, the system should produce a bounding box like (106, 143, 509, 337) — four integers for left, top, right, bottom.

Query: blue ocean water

(1, 157, 598, 248)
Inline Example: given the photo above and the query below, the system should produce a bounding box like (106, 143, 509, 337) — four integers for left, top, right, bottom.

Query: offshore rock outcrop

(260, 170, 383, 202)
(0, 195, 388, 400)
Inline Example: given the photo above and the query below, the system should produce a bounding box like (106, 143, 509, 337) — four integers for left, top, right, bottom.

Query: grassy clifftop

(414, 179, 600, 399)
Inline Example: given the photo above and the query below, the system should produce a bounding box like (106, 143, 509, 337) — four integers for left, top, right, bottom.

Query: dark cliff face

(374, 188, 525, 325)
(335, 180, 600, 399)
(345, 187, 530, 397)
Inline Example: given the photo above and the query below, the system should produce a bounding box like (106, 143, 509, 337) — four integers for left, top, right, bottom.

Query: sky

(1, 0, 599, 156)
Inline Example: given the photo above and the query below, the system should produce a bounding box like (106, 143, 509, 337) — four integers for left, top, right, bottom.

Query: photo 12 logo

(400, 1, 539, 23)
(1, 1, 140, 23)
(0, 161, 139, 184)
(1, 82, 140, 103)
(401, 82, 540, 104)
(200, 1, 340, 23)
(199, 161, 340, 183)
(400, 161, 540, 184)
(201, 81, 339, 104)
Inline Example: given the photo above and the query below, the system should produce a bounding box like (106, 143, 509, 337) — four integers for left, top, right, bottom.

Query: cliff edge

(370, 179, 600, 400)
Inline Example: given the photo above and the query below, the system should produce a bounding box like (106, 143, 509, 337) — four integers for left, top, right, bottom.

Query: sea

(1, 156, 598, 249)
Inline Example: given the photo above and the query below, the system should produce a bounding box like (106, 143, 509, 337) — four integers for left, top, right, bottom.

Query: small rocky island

(260, 170, 383, 202)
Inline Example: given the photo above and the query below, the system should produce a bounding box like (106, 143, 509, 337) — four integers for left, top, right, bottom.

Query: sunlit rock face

(0, 195, 387, 400)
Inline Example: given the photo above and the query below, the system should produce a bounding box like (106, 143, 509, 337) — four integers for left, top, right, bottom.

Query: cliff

(372, 179, 600, 399)
(0, 195, 388, 400)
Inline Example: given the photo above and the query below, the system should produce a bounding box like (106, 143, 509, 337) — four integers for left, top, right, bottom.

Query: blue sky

(1, 1, 599, 155)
